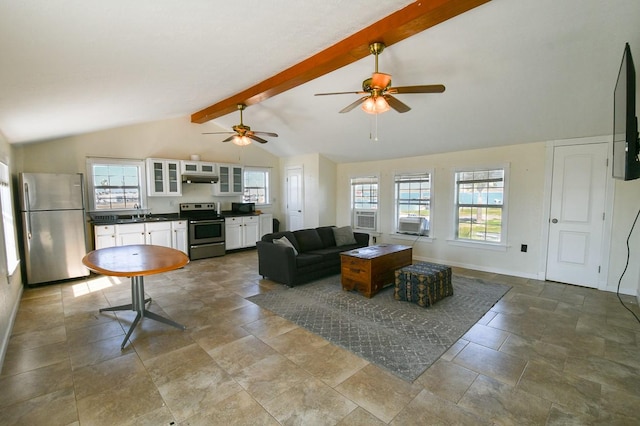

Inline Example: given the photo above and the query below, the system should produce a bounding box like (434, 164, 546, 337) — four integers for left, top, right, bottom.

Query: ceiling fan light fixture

(232, 135, 252, 146)
(361, 96, 390, 114)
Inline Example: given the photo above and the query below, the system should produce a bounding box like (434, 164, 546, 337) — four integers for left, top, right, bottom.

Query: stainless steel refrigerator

(19, 173, 89, 285)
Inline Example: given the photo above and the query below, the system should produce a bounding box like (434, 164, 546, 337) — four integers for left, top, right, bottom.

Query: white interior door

(286, 166, 304, 231)
(546, 143, 608, 287)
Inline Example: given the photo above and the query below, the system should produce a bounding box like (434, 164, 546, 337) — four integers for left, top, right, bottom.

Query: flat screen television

(612, 43, 640, 181)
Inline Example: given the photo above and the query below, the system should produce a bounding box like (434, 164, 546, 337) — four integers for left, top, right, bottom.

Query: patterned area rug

(247, 274, 511, 382)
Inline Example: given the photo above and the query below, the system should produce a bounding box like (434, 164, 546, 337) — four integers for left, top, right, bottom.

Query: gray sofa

(257, 226, 369, 287)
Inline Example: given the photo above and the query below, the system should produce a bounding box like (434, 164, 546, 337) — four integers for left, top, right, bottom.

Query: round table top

(82, 245, 189, 277)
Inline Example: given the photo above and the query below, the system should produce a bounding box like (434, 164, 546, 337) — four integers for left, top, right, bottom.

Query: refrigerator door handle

(24, 182, 32, 239)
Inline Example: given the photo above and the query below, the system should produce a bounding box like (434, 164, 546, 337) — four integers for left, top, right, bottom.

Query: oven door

(189, 219, 225, 245)
(189, 219, 226, 260)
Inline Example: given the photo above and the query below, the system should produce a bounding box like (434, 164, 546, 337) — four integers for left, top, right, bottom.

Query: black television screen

(612, 43, 640, 181)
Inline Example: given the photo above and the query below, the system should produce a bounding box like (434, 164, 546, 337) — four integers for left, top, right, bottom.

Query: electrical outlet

(520, 244, 527, 252)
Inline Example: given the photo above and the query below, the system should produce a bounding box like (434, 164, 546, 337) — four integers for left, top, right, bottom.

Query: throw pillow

(333, 226, 357, 246)
(293, 229, 323, 252)
(273, 236, 298, 255)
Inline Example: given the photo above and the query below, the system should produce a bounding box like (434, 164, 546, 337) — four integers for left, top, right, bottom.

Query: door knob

(551, 218, 558, 223)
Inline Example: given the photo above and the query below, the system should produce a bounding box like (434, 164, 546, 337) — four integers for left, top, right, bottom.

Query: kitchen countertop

(219, 211, 260, 218)
(91, 211, 268, 225)
(90, 213, 181, 225)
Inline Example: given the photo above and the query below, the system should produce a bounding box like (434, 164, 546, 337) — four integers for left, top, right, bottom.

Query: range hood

(181, 173, 219, 184)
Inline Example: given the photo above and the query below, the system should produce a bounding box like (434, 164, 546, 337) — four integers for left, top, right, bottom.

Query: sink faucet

(134, 203, 141, 219)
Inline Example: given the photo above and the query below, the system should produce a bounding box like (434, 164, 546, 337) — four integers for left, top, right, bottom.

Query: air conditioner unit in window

(398, 216, 429, 235)
(354, 209, 377, 231)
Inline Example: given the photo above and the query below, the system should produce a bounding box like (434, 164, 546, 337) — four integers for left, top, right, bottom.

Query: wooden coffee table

(340, 244, 412, 298)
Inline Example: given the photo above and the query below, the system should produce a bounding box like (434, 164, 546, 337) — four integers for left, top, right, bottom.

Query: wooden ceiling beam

(191, 0, 490, 124)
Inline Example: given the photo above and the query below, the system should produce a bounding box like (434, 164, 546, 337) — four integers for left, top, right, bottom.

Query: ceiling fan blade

(371, 72, 392, 89)
(221, 135, 236, 142)
(387, 84, 446, 94)
(202, 131, 235, 135)
(315, 91, 367, 96)
(385, 95, 411, 113)
(247, 134, 268, 144)
(339, 96, 369, 113)
(252, 131, 278, 137)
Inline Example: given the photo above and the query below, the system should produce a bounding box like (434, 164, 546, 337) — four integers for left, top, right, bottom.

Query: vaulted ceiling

(1, 0, 639, 163)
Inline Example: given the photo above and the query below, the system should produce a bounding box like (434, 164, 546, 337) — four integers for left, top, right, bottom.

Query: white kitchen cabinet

(96, 220, 181, 250)
(225, 215, 260, 250)
(145, 221, 173, 248)
(180, 160, 216, 175)
(214, 163, 243, 196)
(172, 220, 188, 254)
(244, 216, 260, 246)
(146, 158, 182, 196)
(225, 218, 242, 250)
(259, 213, 273, 237)
(115, 223, 146, 246)
(94, 224, 116, 249)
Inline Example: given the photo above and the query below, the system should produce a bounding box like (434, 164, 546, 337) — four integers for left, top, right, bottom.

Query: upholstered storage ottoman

(394, 262, 453, 307)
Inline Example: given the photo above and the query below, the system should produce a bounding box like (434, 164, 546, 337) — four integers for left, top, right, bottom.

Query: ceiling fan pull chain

(369, 114, 379, 141)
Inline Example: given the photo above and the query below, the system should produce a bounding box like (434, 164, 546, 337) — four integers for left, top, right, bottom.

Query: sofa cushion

(262, 231, 300, 252)
(306, 247, 344, 263)
(333, 226, 357, 246)
(316, 226, 337, 248)
(293, 229, 324, 252)
(273, 236, 298, 255)
(295, 253, 324, 268)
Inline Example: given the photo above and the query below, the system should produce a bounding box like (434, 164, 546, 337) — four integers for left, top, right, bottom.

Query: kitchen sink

(115, 216, 169, 224)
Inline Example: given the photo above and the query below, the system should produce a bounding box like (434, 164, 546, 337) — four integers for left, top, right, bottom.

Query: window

(454, 168, 506, 243)
(351, 176, 378, 210)
(394, 172, 431, 236)
(0, 162, 19, 276)
(351, 176, 378, 230)
(86, 158, 145, 212)
(243, 167, 270, 204)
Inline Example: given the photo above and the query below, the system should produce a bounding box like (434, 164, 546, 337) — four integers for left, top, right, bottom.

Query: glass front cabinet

(146, 158, 182, 196)
(214, 163, 243, 196)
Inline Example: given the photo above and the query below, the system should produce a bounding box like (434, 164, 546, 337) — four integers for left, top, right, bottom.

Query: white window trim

(86, 157, 147, 213)
(243, 166, 271, 206)
(392, 169, 434, 238)
(449, 163, 510, 249)
(0, 162, 19, 277)
(350, 174, 380, 231)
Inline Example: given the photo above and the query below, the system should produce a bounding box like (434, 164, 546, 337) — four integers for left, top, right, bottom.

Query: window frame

(243, 166, 271, 205)
(350, 175, 379, 230)
(452, 165, 509, 249)
(86, 157, 147, 213)
(393, 170, 433, 237)
(0, 162, 19, 276)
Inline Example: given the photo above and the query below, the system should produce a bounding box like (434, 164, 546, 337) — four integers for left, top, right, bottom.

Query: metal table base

(99, 275, 186, 349)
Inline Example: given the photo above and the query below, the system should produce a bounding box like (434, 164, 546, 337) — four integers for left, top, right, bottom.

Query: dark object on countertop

(231, 202, 255, 214)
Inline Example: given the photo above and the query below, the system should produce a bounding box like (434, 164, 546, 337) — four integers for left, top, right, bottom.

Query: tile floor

(1, 250, 639, 425)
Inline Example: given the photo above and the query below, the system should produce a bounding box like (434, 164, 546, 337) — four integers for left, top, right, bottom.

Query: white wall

(0, 133, 23, 368)
(318, 155, 337, 227)
(279, 153, 337, 230)
(337, 140, 640, 296)
(337, 142, 547, 279)
(11, 114, 640, 297)
(14, 115, 282, 217)
(607, 178, 640, 298)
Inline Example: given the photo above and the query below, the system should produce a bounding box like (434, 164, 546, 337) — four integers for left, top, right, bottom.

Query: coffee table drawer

(341, 257, 370, 279)
(340, 245, 412, 298)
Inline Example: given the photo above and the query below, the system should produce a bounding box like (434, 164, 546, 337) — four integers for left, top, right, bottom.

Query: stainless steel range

(179, 203, 225, 260)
